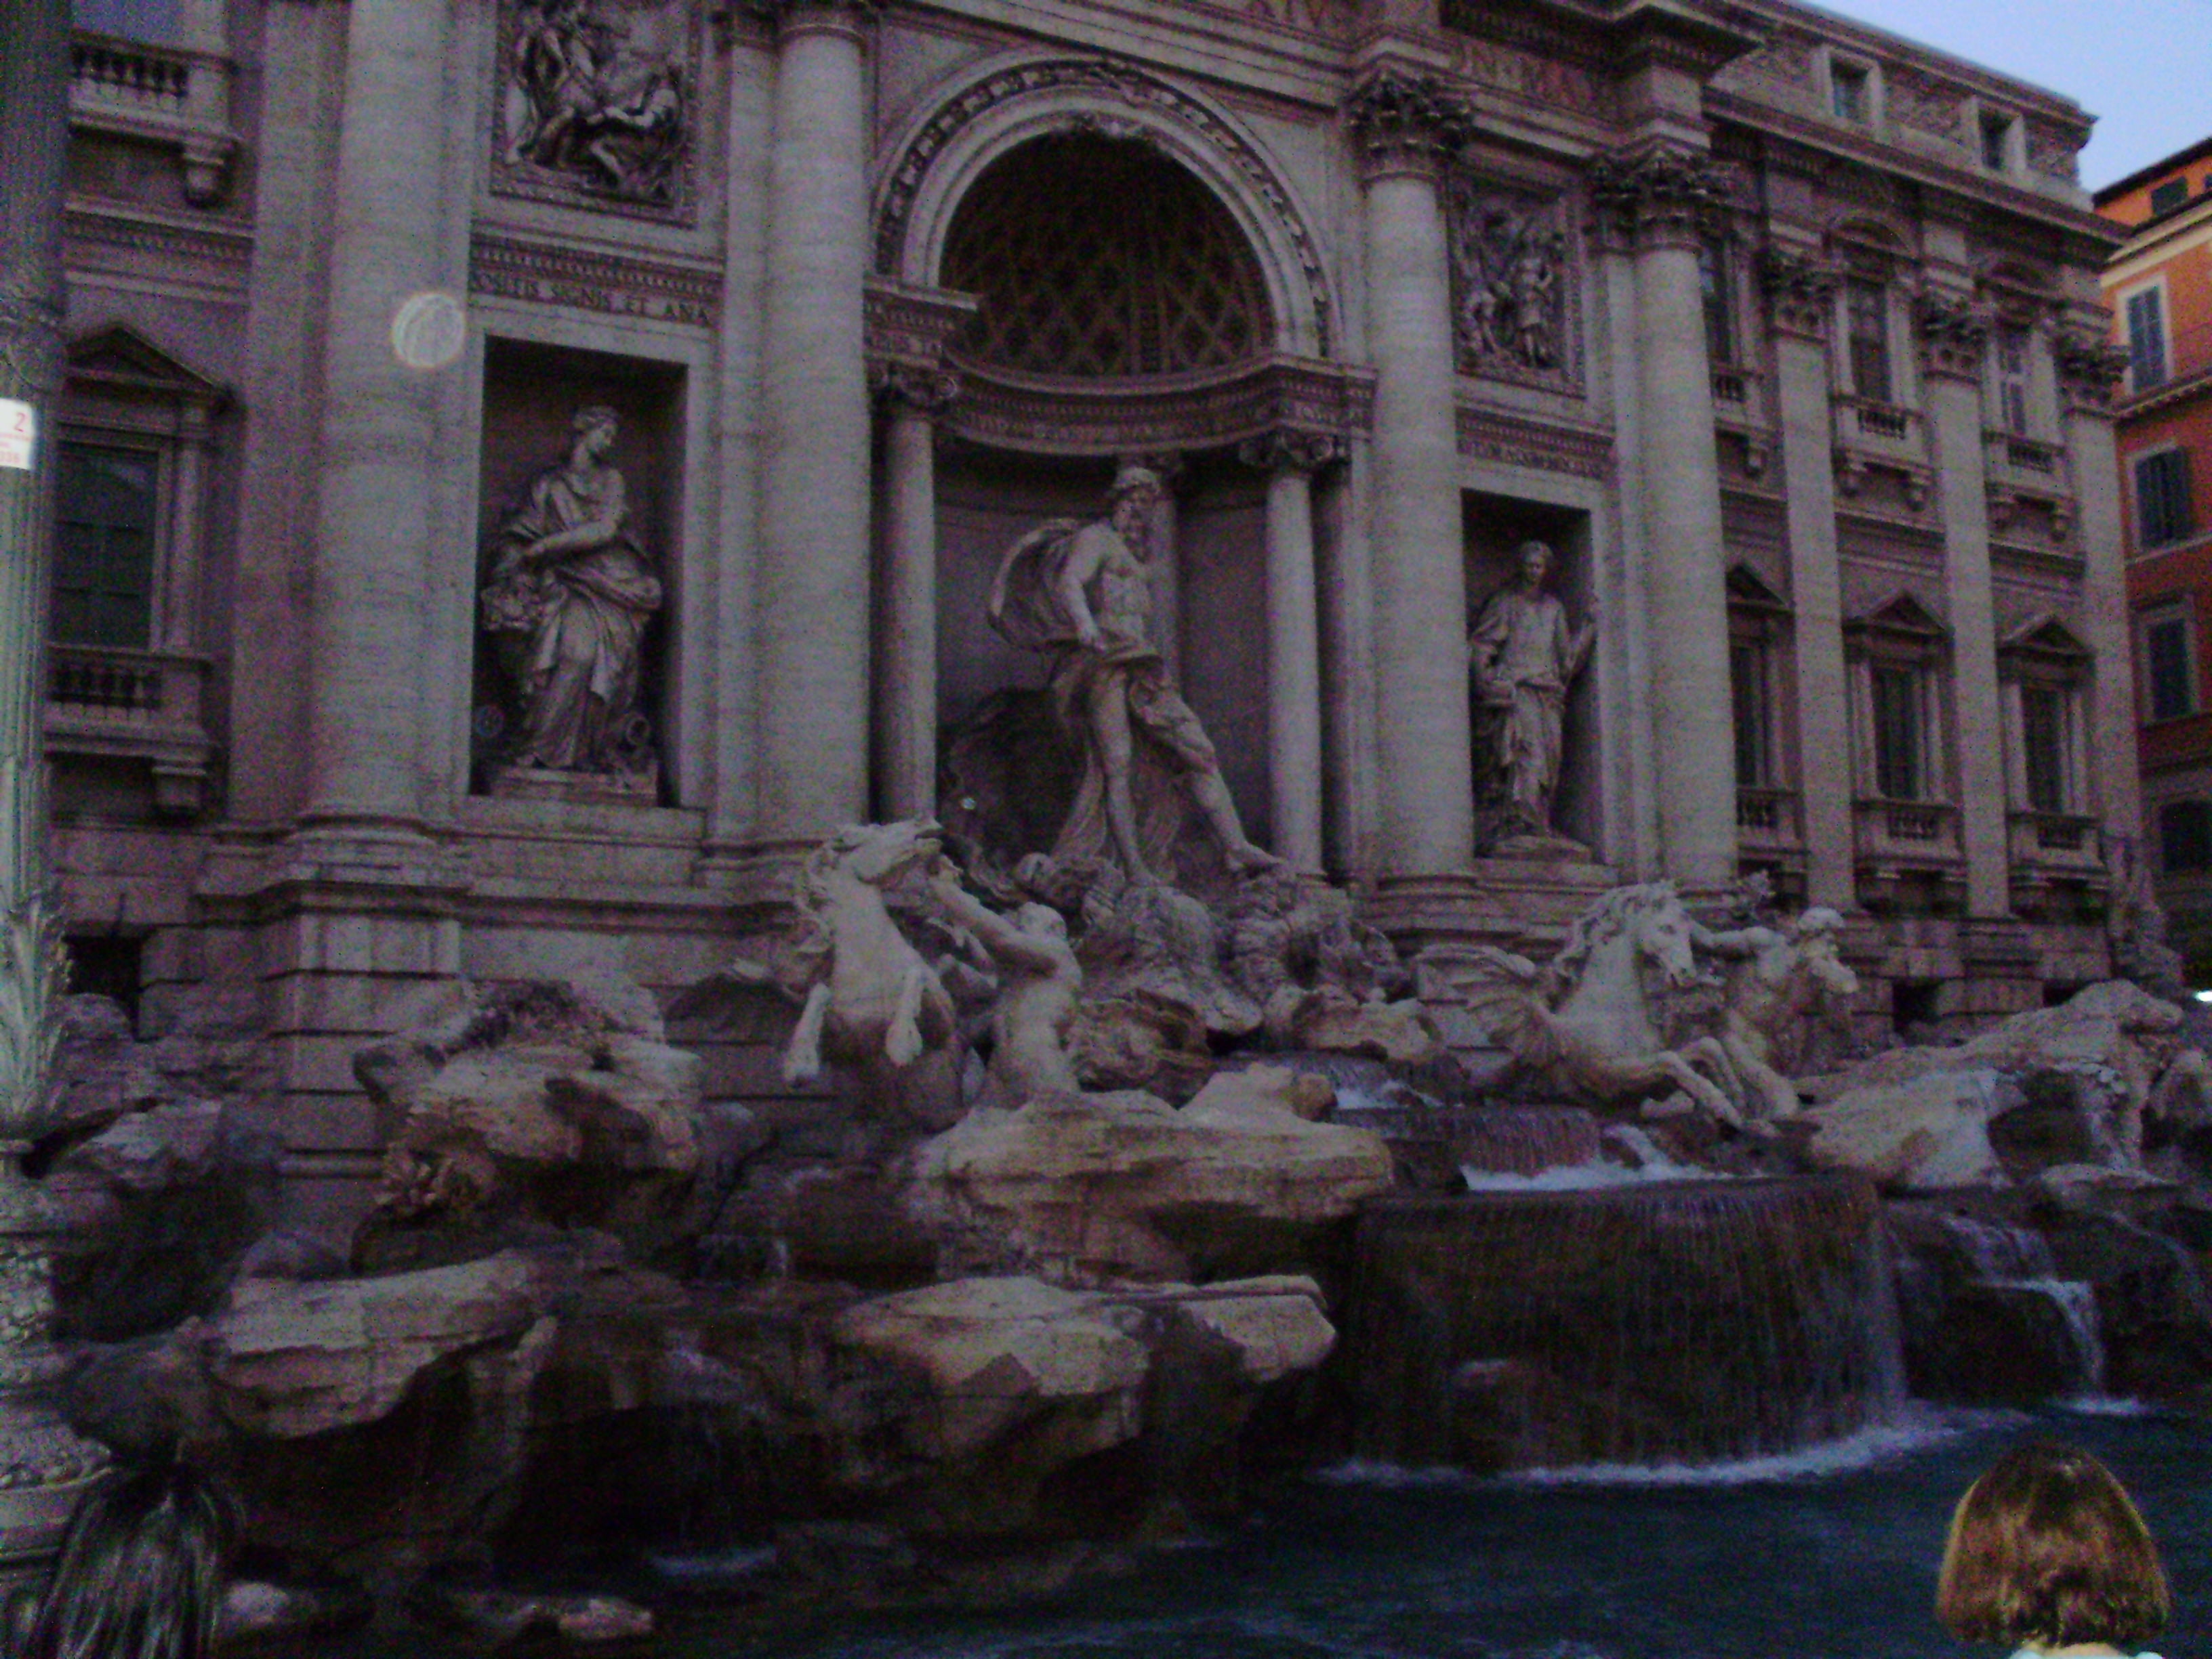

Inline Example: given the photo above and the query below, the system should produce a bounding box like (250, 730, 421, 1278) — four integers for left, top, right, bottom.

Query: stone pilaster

(1590, 148, 1737, 888)
(755, 0, 878, 845)
(1347, 73, 1476, 878)
(302, 0, 461, 833)
(2057, 331, 2143, 846)
(1239, 431, 1341, 874)
(1760, 247, 1855, 909)
(1917, 293, 2009, 918)
(874, 365, 959, 823)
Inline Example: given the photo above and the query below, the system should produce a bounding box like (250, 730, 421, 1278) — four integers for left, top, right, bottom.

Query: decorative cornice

(875, 56, 1334, 356)
(939, 352, 1372, 457)
(1343, 72, 1475, 184)
(1237, 429, 1345, 474)
(731, 0, 879, 39)
(1585, 146, 1730, 251)
(2053, 331, 2129, 415)
(871, 363, 961, 417)
(863, 276, 979, 372)
(1757, 246, 1840, 342)
(468, 234, 721, 327)
(1914, 293, 1991, 382)
(1454, 404, 1614, 480)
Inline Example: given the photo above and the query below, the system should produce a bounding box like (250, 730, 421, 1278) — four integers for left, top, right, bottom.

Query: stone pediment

(1999, 613, 2092, 673)
(66, 325, 224, 405)
(1725, 562, 1790, 614)
(1844, 590, 1950, 661)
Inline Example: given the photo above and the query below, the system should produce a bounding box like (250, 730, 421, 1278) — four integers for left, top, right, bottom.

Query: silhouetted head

(22, 1462, 237, 1659)
(1936, 1441, 2169, 1653)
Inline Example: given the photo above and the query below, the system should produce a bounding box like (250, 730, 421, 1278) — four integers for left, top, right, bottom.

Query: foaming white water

(646, 1544, 777, 1584)
(2057, 1394, 2156, 1418)
(1318, 1405, 2024, 1492)
(1460, 1161, 1694, 1192)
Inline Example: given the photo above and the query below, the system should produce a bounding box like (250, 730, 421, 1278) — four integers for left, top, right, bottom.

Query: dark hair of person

(1936, 1441, 2171, 1651)
(19, 1462, 236, 1659)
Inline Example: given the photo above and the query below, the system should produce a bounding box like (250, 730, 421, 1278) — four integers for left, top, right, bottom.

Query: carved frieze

(469, 234, 720, 326)
(1886, 67, 1964, 142)
(943, 355, 1372, 457)
(2026, 119, 2084, 183)
(1455, 405, 1614, 480)
(1443, 28, 1612, 120)
(491, 0, 698, 224)
(1757, 246, 1841, 342)
(1446, 179, 1578, 392)
(1586, 148, 1730, 251)
(1343, 73, 1475, 184)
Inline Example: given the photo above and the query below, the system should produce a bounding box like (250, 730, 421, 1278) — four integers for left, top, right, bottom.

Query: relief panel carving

(492, 0, 698, 224)
(1446, 179, 1579, 394)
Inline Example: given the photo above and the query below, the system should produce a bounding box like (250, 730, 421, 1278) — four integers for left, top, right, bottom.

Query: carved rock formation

(903, 1065, 1394, 1284)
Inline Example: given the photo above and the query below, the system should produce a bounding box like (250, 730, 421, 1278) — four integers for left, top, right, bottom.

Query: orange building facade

(2104, 140, 2212, 975)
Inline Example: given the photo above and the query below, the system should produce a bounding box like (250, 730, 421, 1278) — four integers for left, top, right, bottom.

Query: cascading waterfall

(1345, 1176, 1907, 1470)
(1938, 1215, 2108, 1397)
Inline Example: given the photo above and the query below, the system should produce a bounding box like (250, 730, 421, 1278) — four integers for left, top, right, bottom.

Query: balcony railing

(45, 642, 216, 816)
(2006, 810, 2104, 869)
(68, 30, 236, 205)
(1852, 797, 1962, 860)
(1736, 785, 1801, 844)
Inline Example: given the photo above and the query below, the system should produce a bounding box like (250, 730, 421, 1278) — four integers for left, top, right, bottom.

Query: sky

(1813, 0, 2212, 190)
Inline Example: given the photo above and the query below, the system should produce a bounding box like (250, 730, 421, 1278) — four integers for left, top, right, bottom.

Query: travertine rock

(1267, 987, 1441, 1067)
(204, 1252, 551, 1437)
(1800, 1067, 2012, 1190)
(904, 1067, 1393, 1282)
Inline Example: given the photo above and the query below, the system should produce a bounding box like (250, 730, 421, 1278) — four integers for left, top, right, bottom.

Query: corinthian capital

(1344, 73, 1475, 184)
(729, 0, 879, 40)
(1237, 429, 1346, 475)
(1914, 293, 1991, 382)
(1586, 147, 1730, 251)
(870, 363, 961, 417)
(1756, 247, 1841, 342)
(2054, 331, 2130, 414)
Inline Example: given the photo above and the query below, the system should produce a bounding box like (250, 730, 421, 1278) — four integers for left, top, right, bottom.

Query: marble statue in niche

(1469, 539, 1593, 844)
(987, 466, 1279, 885)
(479, 405, 663, 792)
(497, 0, 691, 213)
(1448, 182, 1572, 384)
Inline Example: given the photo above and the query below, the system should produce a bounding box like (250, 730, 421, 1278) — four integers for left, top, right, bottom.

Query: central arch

(874, 52, 1334, 358)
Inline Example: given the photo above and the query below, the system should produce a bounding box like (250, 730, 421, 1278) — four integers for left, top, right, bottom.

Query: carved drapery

(1586, 147, 1730, 252)
(492, 0, 699, 222)
(1915, 294, 1991, 382)
(1446, 179, 1578, 390)
(1343, 73, 1475, 184)
(1758, 247, 1841, 343)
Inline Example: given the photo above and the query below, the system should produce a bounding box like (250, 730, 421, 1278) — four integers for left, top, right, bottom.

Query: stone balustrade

(44, 642, 215, 815)
(68, 30, 236, 205)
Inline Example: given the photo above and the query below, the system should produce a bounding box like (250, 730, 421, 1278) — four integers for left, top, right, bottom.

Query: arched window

(941, 135, 1271, 378)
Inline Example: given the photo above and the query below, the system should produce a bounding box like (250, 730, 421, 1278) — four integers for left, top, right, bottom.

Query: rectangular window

(2020, 684, 2068, 813)
(2150, 178, 2189, 216)
(1996, 325, 2032, 436)
(2126, 289, 2167, 391)
(1847, 279, 1892, 404)
(1731, 640, 1771, 787)
(2162, 800, 2212, 873)
(1831, 62, 1870, 123)
(52, 443, 157, 649)
(2135, 450, 2196, 548)
(1871, 665, 1924, 800)
(1700, 243, 1734, 365)
(1980, 112, 2013, 171)
(2145, 614, 2196, 721)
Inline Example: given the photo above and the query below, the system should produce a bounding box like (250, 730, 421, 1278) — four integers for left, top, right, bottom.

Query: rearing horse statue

(1416, 881, 1744, 1124)
(777, 819, 958, 1088)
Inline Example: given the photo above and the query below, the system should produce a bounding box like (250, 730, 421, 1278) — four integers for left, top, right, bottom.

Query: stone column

(2057, 335, 2144, 843)
(1761, 250, 1854, 909)
(1919, 297, 2009, 918)
(1240, 432, 1338, 873)
(0, 0, 111, 1572)
(874, 367, 958, 823)
(302, 0, 459, 831)
(1346, 74, 1475, 878)
(756, 0, 876, 844)
(1593, 150, 1738, 888)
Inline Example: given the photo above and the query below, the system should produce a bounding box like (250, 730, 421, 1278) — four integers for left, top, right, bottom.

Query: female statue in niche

(1468, 538, 1594, 839)
(480, 405, 663, 779)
